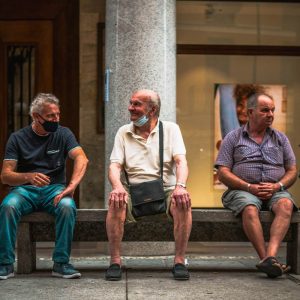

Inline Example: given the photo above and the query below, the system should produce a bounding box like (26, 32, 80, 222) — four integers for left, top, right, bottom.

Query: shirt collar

(242, 123, 274, 136)
(126, 119, 160, 136)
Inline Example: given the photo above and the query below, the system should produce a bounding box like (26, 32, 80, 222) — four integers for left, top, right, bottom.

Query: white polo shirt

(110, 120, 186, 186)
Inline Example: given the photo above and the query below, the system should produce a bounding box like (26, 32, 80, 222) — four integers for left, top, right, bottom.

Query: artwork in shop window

(213, 84, 287, 189)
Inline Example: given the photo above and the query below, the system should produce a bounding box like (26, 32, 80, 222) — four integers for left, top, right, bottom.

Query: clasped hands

(249, 182, 280, 200)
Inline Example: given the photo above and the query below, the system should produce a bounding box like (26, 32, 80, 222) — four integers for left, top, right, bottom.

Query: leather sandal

(256, 256, 290, 278)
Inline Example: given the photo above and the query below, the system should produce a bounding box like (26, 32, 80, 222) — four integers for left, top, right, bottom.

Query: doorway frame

(0, 0, 80, 204)
(0, 0, 79, 137)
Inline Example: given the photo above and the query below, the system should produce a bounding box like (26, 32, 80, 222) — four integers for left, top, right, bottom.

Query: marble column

(105, 0, 176, 200)
(104, 0, 176, 256)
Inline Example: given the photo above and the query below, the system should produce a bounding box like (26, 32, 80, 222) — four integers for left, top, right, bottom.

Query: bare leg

(242, 205, 266, 260)
(106, 205, 127, 265)
(170, 204, 192, 264)
(266, 198, 293, 258)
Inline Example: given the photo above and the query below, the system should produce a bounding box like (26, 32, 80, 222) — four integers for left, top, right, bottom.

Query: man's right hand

(27, 172, 51, 187)
(109, 186, 128, 208)
(249, 183, 274, 201)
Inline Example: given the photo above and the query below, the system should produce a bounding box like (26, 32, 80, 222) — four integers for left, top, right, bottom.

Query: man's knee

(0, 203, 17, 218)
(0, 194, 22, 217)
(242, 205, 259, 220)
(56, 197, 76, 217)
(273, 198, 293, 217)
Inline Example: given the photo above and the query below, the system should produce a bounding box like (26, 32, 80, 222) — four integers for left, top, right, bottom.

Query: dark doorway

(0, 0, 79, 203)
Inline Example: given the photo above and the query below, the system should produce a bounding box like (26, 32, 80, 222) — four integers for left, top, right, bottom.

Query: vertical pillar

(105, 0, 176, 200)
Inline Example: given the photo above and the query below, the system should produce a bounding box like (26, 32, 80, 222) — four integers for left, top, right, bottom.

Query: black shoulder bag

(125, 121, 166, 218)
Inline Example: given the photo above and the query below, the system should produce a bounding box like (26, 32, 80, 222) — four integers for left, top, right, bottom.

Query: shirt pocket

(46, 149, 62, 169)
(264, 146, 284, 165)
(234, 145, 253, 162)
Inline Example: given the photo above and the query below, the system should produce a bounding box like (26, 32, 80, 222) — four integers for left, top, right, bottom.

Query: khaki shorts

(125, 185, 175, 223)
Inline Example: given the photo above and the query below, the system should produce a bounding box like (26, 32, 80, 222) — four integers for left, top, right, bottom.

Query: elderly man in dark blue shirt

(215, 93, 297, 278)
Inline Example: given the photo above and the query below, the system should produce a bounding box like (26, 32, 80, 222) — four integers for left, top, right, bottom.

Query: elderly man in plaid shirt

(215, 92, 298, 278)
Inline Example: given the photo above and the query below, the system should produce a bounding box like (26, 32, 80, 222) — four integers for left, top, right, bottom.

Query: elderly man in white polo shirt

(105, 89, 192, 281)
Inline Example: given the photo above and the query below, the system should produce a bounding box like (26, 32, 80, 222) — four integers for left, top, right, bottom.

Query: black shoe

(105, 263, 122, 281)
(172, 263, 190, 280)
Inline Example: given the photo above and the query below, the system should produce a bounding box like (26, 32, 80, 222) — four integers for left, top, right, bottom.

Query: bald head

(132, 89, 161, 117)
(247, 92, 274, 110)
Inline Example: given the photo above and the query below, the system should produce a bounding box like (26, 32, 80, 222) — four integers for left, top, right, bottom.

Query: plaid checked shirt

(215, 125, 296, 184)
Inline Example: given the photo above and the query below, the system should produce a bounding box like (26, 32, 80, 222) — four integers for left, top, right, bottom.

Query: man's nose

(128, 104, 134, 111)
(52, 114, 60, 121)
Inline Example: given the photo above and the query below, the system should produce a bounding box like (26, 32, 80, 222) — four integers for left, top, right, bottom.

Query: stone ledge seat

(17, 209, 300, 274)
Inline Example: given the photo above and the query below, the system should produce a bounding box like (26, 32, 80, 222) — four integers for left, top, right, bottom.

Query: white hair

(133, 89, 161, 117)
(29, 93, 59, 117)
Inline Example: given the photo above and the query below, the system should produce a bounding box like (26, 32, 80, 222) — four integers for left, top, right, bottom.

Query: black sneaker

(0, 264, 14, 280)
(105, 263, 122, 281)
(172, 263, 190, 280)
(52, 263, 81, 279)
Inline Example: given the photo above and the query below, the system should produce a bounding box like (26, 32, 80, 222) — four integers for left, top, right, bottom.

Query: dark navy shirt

(215, 125, 296, 184)
(4, 125, 80, 185)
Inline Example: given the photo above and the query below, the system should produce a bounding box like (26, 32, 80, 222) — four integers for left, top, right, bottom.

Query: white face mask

(133, 114, 149, 127)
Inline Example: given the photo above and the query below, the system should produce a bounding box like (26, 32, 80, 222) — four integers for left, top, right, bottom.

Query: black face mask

(38, 114, 59, 132)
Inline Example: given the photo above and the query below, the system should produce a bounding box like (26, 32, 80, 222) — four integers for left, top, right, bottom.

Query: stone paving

(1, 242, 300, 299)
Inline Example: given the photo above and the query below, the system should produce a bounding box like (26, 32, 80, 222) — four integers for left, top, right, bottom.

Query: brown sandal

(256, 256, 290, 278)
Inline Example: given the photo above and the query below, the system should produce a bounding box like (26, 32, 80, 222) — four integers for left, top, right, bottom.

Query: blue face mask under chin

(133, 114, 149, 127)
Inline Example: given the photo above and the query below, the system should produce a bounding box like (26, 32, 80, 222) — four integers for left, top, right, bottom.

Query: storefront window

(177, 1, 300, 46)
(176, 1, 300, 207)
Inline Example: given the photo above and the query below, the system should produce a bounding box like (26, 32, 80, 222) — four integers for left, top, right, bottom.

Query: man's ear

(152, 106, 157, 115)
(148, 106, 156, 116)
(32, 112, 39, 122)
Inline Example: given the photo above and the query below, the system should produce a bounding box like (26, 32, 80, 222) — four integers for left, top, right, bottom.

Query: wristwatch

(278, 181, 285, 191)
(176, 182, 186, 188)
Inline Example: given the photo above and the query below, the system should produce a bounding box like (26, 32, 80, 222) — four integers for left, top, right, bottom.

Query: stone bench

(17, 209, 300, 274)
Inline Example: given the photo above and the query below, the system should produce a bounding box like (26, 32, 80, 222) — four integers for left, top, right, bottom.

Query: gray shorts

(222, 189, 298, 217)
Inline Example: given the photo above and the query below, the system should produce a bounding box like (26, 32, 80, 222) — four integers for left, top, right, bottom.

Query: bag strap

(158, 121, 164, 179)
(125, 120, 164, 184)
